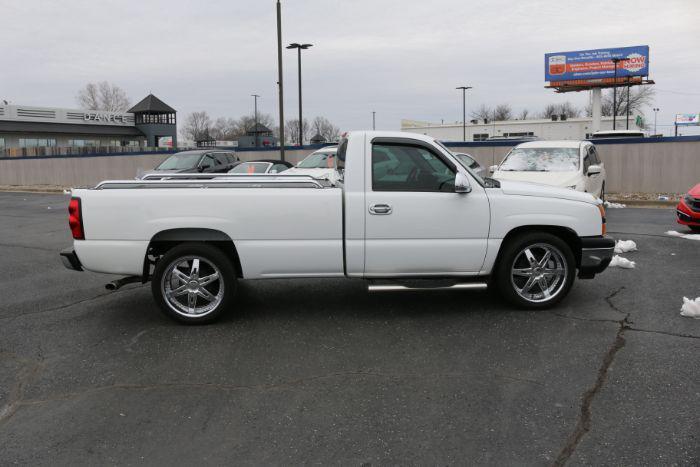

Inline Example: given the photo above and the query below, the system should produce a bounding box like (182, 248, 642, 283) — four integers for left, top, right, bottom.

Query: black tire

(494, 232, 576, 309)
(151, 242, 237, 324)
(689, 225, 700, 233)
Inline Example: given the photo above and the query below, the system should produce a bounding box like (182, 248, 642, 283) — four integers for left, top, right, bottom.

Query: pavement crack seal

(0, 353, 45, 426)
(553, 287, 629, 467)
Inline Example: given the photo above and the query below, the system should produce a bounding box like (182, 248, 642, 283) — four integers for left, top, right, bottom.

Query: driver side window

(372, 143, 455, 192)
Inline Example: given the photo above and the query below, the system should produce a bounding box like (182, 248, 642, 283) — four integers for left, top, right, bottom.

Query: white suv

(491, 140, 606, 200)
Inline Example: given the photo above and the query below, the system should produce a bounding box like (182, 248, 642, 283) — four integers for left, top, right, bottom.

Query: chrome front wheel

(510, 243, 568, 303)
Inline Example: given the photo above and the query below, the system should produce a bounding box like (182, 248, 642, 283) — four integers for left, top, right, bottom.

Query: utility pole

(456, 86, 472, 142)
(653, 107, 659, 135)
(251, 94, 260, 148)
(611, 58, 622, 130)
(286, 42, 313, 146)
(276, 0, 285, 160)
(626, 77, 631, 130)
(372, 111, 376, 130)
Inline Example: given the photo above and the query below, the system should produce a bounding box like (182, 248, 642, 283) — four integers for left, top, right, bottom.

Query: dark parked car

(228, 159, 293, 174)
(147, 150, 239, 177)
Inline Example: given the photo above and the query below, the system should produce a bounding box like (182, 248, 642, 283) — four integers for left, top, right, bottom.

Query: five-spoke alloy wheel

(152, 243, 236, 323)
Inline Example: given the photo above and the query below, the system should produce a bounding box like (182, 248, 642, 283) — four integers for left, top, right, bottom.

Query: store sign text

(83, 113, 130, 124)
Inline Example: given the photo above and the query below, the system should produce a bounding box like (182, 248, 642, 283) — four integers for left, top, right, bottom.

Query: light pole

(456, 86, 472, 142)
(611, 58, 622, 130)
(653, 107, 659, 135)
(372, 111, 376, 130)
(251, 94, 260, 148)
(276, 0, 285, 160)
(286, 42, 313, 146)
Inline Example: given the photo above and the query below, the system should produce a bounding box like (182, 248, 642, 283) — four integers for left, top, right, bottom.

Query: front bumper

(676, 200, 700, 226)
(60, 247, 83, 271)
(578, 236, 614, 279)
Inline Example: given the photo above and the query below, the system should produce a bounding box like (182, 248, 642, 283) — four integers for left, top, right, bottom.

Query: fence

(0, 137, 699, 193)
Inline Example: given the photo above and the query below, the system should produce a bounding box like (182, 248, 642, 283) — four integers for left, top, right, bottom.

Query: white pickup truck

(61, 131, 614, 323)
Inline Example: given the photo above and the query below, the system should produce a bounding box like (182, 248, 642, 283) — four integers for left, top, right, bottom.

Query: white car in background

(282, 145, 341, 183)
(491, 140, 606, 199)
(453, 152, 486, 178)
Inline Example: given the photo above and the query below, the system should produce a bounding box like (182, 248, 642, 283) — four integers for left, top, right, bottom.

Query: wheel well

(146, 228, 243, 278)
(495, 225, 582, 269)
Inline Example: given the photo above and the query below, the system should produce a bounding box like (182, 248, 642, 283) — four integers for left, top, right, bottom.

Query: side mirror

(587, 165, 602, 176)
(489, 165, 498, 173)
(455, 172, 472, 193)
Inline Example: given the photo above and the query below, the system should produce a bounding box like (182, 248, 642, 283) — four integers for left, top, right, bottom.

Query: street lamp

(456, 86, 472, 142)
(286, 42, 313, 146)
(653, 107, 660, 135)
(611, 58, 622, 130)
(251, 94, 260, 148)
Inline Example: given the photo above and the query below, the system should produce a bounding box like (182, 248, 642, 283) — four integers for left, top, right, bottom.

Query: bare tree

(180, 111, 212, 142)
(284, 118, 310, 145)
(209, 117, 238, 140)
(311, 116, 340, 142)
(541, 101, 581, 119)
(494, 104, 512, 121)
(517, 109, 530, 120)
(77, 82, 131, 112)
(470, 104, 493, 121)
(235, 113, 276, 138)
(590, 86, 655, 117)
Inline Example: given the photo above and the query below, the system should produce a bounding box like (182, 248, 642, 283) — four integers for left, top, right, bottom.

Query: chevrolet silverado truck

(61, 131, 614, 324)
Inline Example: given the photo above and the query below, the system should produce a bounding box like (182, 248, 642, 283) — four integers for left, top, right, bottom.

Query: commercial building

(0, 94, 177, 157)
(401, 115, 644, 142)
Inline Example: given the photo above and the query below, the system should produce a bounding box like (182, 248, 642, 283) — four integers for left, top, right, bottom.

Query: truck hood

(493, 170, 582, 188)
(497, 179, 597, 204)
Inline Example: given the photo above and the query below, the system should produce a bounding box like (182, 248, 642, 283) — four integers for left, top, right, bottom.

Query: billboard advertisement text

(545, 46, 649, 82)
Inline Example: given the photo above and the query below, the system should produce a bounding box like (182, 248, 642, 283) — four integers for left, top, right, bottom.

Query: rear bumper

(60, 247, 83, 271)
(578, 236, 614, 279)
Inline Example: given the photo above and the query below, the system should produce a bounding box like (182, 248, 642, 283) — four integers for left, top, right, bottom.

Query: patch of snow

(47, 206, 52, 210)
(609, 255, 636, 269)
(63, 189, 71, 195)
(666, 230, 700, 241)
(680, 297, 700, 319)
(604, 201, 626, 208)
(614, 240, 637, 254)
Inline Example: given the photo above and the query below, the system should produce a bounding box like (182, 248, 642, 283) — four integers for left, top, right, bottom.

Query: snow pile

(614, 240, 637, 254)
(609, 255, 636, 269)
(666, 230, 700, 241)
(604, 201, 626, 208)
(680, 297, 700, 319)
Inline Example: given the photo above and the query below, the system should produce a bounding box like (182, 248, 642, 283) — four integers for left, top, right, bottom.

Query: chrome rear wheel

(162, 256, 224, 318)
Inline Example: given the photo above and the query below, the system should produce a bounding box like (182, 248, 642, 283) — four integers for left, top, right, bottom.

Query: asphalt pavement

(0, 192, 698, 465)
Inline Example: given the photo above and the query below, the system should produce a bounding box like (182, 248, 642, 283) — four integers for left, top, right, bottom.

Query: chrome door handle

(369, 203, 392, 215)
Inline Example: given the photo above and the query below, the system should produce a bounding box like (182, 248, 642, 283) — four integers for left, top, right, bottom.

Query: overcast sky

(3, 0, 699, 136)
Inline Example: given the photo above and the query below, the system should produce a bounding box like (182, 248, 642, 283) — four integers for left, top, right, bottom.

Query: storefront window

(19, 138, 57, 148)
(68, 139, 98, 147)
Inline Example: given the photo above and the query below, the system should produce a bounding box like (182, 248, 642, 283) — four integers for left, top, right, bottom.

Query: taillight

(598, 204, 606, 235)
(68, 197, 85, 240)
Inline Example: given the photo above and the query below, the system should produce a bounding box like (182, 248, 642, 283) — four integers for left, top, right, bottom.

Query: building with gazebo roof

(237, 123, 278, 149)
(128, 94, 177, 147)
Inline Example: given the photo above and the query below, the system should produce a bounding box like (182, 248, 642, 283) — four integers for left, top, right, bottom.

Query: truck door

(363, 138, 490, 276)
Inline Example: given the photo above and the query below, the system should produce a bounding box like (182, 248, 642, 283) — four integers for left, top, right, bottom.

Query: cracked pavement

(0, 192, 698, 465)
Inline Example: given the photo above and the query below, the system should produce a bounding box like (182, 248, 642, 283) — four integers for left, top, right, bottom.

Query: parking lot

(0, 192, 698, 465)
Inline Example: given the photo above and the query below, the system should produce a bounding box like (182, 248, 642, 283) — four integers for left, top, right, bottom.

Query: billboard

(545, 46, 649, 82)
(675, 114, 700, 126)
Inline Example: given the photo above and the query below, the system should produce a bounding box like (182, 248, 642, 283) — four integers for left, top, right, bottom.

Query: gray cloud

(3, 0, 699, 135)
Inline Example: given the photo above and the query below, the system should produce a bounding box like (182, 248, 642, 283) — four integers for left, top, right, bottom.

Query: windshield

(499, 147, 580, 172)
(434, 141, 485, 186)
(156, 153, 201, 170)
(229, 162, 271, 174)
(297, 151, 337, 168)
